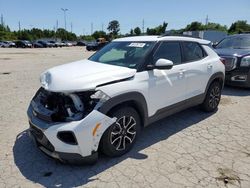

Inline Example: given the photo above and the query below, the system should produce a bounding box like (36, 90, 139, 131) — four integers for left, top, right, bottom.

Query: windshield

(216, 36, 250, 49)
(89, 41, 155, 69)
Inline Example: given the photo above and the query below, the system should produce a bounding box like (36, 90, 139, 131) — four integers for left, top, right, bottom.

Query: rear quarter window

(182, 42, 207, 62)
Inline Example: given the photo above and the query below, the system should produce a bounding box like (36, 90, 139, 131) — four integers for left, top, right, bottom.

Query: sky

(0, 0, 250, 35)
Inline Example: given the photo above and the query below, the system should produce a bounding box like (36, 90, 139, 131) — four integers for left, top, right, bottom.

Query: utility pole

(91, 22, 93, 35)
(61, 8, 68, 30)
(142, 19, 145, 34)
(56, 20, 58, 31)
(71, 22, 73, 33)
(1, 14, 4, 26)
(205, 15, 209, 25)
(102, 23, 104, 31)
(18, 21, 21, 31)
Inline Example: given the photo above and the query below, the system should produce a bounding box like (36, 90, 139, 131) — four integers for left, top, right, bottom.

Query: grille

(222, 56, 237, 72)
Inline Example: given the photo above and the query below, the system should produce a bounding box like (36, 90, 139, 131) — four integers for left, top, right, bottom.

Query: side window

(153, 42, 182, 65)
(182, 42, 206, 62)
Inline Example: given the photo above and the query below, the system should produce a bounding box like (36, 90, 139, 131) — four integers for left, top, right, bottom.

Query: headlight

(90, 90, 110, 102)
(240, 56, 250, 67)
(40, 72, 51, 89)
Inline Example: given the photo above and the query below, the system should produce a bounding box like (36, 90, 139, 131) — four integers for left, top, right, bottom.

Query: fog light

(57, 131, 78, 145)
(231, 75, 247, 81)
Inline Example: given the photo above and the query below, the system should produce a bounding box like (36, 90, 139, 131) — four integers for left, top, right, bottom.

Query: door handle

(179, 69, 186, 78)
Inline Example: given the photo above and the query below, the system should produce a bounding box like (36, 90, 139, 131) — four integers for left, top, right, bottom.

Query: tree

(185, 22, 203, 31)
(130, 29, 134, 36)
(92, 30, 107, 39)
(134, 27, 141, 36)
(146, 22, 168, 35)
(107, 20, 120, 38)
(204, 22, 227, 32)
(228, 20, 250, 34)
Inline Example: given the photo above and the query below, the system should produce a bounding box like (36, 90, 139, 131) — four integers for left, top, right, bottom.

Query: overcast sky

(0, 0, 250, 35)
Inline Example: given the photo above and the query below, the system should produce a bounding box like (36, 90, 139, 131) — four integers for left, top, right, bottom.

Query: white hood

(41, 59, 136, 92)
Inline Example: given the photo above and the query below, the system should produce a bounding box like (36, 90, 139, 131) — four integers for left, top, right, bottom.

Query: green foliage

(146, 22, 168, 35)
(228, 20, 250, 34)
(107, 20, 120, 38)
(79, 35, 95, 41)
(134, 27, 141, 36)
(91, 30, 107, 40)
(130, 29, 134, 35)
(184, 21, 227, 32)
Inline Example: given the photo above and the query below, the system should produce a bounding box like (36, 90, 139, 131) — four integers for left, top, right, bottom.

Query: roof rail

(160, 33, 201, 39)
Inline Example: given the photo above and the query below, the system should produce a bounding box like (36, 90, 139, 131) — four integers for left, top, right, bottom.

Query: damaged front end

(31, 87, 105, 123)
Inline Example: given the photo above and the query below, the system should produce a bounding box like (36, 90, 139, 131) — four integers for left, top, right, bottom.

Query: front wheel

(100, 107, 141, 157)
(201, 81, 222, 112)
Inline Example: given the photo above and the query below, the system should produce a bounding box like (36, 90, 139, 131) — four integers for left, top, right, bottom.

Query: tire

(201, 81, 222, 112)
(100, 107, 141, 157)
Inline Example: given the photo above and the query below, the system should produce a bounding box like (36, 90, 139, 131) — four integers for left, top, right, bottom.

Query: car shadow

(222, 85, 250, 97)
(13, 107, 214, 187)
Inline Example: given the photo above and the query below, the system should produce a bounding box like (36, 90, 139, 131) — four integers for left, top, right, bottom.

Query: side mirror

(152, 59, 174, 70)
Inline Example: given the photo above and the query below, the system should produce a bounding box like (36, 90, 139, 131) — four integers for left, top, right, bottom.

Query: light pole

(61, 8, 68, 31)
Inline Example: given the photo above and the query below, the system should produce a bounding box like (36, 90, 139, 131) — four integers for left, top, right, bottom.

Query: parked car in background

(27, 35, 224, 164)
(33, 41, 44, 48)
(61, 41, 73, 47)
(16, 40, 32, 48)
(0, 41, 9, 47)
(49, 41, 63, 48)
(76, 41, 87, 46)
(214, 34, 250, 88)
(86, 38, 108, 51)
(1, 41, 16, 47)
(37, 40, 54, 48)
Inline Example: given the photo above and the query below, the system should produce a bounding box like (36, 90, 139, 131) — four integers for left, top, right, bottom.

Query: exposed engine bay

(31, 87, 97, 122)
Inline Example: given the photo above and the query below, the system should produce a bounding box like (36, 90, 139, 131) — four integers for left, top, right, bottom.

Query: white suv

(27, 36, 225, 164)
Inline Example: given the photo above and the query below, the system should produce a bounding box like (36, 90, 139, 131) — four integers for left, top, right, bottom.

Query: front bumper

(225, 69, 250, 88)
(27, 105, 116, 164)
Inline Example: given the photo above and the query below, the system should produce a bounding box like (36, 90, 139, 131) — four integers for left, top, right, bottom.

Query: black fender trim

(98, 92, 148, 126)
(205, 72, 225, 95)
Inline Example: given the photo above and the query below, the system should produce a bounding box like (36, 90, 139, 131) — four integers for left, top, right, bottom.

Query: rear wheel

(100, 107, 141, 157)
(201, 81, 222, 112)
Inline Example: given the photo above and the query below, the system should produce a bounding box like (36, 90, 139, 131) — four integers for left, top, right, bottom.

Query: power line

(1, 14, 4, 26)
(206, 15, 209, 25)
(61, 8, 68, 31)
(91, 22, 93, 35)
(18, 21, 21, 31)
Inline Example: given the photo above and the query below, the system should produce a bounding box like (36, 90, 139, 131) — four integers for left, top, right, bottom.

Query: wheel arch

(205, 72, 225, 94)
(98, 92, 148, 127)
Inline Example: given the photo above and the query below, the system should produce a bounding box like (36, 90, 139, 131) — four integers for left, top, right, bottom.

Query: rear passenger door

(181, 41, 211, 98)
(148, 41, 189, 115)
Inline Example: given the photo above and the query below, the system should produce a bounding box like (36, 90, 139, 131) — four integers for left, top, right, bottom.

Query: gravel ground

(0, 47, 250, 188)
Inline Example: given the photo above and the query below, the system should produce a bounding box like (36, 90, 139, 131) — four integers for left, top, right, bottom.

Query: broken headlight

(40, 71, 51, 89)
(90, 90, 110, 102)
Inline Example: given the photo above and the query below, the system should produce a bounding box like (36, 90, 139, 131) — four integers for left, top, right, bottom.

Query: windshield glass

(89, 41, 155, 69)
(216, 36, 250, 49)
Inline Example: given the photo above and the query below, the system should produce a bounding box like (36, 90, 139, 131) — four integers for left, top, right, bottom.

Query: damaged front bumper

(27, 88, 116, 164)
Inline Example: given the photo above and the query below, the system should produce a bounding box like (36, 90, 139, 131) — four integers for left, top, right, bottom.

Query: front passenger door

(148, 41, 188, 115)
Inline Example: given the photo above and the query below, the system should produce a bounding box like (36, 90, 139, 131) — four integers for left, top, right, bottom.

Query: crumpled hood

(215, 48, 250, 57)
(41, 59, 136, 92)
